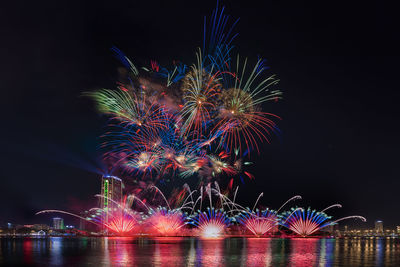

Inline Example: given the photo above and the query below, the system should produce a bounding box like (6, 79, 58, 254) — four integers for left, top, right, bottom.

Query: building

(326, 224, 335, 234)
(31, 230, 46, 236)
(397, 226, 400, 234)
(100, 175, 123, 227)
(33, 224, 50, 231)
(101, 175, 123, 210)
(375, 220, 383, 234)
(53, 217, 64, 230)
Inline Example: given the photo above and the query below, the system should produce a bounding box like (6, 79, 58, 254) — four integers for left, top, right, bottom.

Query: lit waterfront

(1, 237, 400, 266)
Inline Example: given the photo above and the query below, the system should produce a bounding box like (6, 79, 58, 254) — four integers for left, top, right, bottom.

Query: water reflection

(245, 238, 272, 267)
(22, 238, 33, 265)
(198, 239, 224, 267)
(0, 237, 399, 266)
(290, 238, 318, 267)
(49, 237, 63, 266)
(153, 237, 184, 267)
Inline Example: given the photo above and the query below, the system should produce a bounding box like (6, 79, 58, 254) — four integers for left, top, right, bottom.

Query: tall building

(375, 220, 383, 234)
(53, 217, 64, 230)
(396, 226, 400, 234)
(326, 224, 335, 234)
(101, 175, 123, 226)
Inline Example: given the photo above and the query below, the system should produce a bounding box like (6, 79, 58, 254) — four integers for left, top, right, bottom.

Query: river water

(1, 237, 399, 266)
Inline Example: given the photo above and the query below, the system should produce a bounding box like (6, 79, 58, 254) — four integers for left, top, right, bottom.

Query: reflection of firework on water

(144, 207, 186, 236)
(237, 208, 279, 237)
(281, 206, 366, 237)
(189, 208, 230, 239)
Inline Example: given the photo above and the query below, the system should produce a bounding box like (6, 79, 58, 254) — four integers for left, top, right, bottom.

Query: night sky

(2, 0, 399, 228)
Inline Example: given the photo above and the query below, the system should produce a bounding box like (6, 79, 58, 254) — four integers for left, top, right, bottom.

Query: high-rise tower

(53, 217, 64, 230)
(375, 220, 383, 235)
(100, 175, 123, 227)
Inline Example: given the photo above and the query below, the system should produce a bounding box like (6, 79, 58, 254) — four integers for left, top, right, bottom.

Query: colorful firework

(36, 183, 366, 237)
(188, 208, 231, 239)
(100, 212, 140, 235)
(281, 206, 366, 237)
(36, 195, 142, 235)
(143, 207, 187, 236)
(83, 2, 282, 188)
(213, 56, 282, 154)
(39, 1, 369, 240)
(85, 89, 167, 131)
(237, 208, 279, 237)
(180, 50, 222, 138)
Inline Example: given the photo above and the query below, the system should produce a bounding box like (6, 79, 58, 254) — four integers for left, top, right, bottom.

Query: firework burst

(85, 2, 282, 189)
(144, 207, 187, 236)
(237, 208, 279, 237)
(180, 50, 222, 139)
(188, 208, 230, 239)
(281, 206, 366, 237)
(214, 57, 282, 154)
(86, 89, 167, 131)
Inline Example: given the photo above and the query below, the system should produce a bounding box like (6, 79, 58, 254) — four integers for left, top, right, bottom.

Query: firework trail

(36, 195, 143, 235)
(36, 183, 366, 237)
(280, 206, 366, 237)
(188, 207, 231, 239)
(237, 208, 279, 236)
(143, 207, 187, 236)
(85, 2, 281, 189)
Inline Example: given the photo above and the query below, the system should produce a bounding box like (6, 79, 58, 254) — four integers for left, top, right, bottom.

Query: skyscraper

(375, 220, 383, 235)
(101, 175, 123, 227)
(53, 217, 64, 230)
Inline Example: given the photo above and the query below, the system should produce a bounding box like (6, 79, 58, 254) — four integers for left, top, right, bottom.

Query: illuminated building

(326, 224, 335, 234)
(397, 226, 400, 234)
(375, 220, 383, 234)
(101, 175, 123, 226)
(53, 217, 64, 230)
(33, 224, 49, 231)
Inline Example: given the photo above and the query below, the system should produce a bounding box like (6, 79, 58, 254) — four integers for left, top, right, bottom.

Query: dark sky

(1, 0, 399, 228)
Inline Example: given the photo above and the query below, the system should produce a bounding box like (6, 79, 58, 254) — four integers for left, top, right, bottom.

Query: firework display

(84, 2, 281, 189)
(281, 207, 366, 237)
(37, 183, 366, 238)
(36, 3, 367, 239)
(143, 207, 187, 236)
(236, 208, 279, 237)
(188, 208, 231, 239)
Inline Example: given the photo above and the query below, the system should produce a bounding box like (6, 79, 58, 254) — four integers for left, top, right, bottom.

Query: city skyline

(2, 175, 398, 235)
(1, 0, 400, 227)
